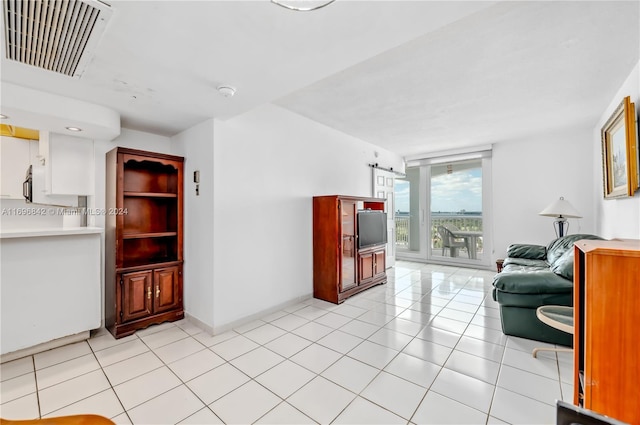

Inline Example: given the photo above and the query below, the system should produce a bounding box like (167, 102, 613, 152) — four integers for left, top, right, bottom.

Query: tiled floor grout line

(124, 332, 230, 423)
(31, 355, 42, 420)
(485, 322, 510, 425)
(555, 352, 568, 403)
(255, 280, 457, 423)
(327, 325, 420, 424)
(119, 333, 227, 423)
(403, 279, 491, 422)
(326, 333, 409, 423)
(402, 292, 465, 425)
(194, 315, 376, 424)
(87, 343, 133, 424)
(250, 380, 315, 424)
(237, 316, 367, 425)
(137, 315, 352, 422)
(361, 275, 487, 423)
(36, 344, 113, 419)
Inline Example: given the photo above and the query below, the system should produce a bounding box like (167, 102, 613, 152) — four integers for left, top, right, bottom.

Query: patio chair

(437, 225, 469, 258)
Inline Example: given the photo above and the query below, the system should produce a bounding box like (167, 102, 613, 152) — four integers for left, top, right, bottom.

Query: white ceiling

(1, 0, 638, 157)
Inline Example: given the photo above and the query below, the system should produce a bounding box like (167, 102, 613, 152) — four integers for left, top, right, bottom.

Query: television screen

(357, 210, 387, 248)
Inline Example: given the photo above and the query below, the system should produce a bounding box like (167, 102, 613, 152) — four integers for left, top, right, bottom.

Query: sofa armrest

(506, 244, 547, 260)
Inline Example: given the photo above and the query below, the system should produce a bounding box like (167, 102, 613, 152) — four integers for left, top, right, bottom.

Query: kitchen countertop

(0, 226, 103, 239)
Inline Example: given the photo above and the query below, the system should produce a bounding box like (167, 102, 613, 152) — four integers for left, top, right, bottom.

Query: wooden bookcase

(313, 195, 387, 304)
(105, 147, 184, 338)
(573, 239, 640, 423)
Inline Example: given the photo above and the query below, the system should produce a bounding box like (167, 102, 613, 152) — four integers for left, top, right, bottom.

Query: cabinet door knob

(147, 286, 151, 300)
(156, 285, 160, 298)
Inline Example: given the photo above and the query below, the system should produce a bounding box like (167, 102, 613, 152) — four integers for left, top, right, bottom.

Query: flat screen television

(357, 210, 387, 249)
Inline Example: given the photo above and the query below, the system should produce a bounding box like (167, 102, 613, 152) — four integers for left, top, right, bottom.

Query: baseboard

(184, 311, 215, 335)
(1, 331, 91, 364)
(395, 257, 495, 271)
(212, 293, 313, 335)
(185, 293, 313, 336)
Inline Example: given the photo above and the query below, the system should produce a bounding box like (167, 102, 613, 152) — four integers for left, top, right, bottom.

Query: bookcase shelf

(124, 191, 178, 198)
(123, 232, 178, 239)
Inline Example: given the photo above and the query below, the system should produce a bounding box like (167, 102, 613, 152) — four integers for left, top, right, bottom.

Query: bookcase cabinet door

(373, 249, 386, 277)
(154, 266, 181, 314)
(358, 252, 375, 284)
(121, 270, 153, 322)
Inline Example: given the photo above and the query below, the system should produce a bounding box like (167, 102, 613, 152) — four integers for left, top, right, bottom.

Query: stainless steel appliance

(22, 165, 33, 202)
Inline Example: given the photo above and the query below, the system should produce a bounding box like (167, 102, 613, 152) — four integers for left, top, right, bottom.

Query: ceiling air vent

(2, 0, 112, 77)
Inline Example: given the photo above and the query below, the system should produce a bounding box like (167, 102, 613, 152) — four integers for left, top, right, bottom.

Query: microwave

(23, 165, 78, 207)
(23, 165, 33, 202)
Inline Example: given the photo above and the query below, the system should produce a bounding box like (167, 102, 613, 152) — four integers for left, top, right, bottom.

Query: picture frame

(601, 96, 639, 198)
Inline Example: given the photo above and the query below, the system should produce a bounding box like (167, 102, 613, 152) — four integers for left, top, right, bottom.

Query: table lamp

(539, 196, 582, 237)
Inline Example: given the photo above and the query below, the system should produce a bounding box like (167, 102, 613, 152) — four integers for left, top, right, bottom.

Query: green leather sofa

(492, 234, 603, 346)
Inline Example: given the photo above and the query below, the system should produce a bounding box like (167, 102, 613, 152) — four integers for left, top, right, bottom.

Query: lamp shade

(539, 197, 582, 218)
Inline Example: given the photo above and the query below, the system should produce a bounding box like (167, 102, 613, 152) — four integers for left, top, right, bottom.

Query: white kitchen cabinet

(0, 136, 38, 200)
(39, 132, 94, 196)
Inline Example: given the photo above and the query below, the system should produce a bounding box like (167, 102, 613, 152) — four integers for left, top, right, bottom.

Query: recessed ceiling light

(66, 126, 83, 132)
(217, 86, 236, 98)
(0, 114, 8, 119)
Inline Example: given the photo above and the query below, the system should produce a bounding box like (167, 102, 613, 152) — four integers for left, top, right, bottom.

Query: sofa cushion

(493, 269, 572, 294)
(503, 258, 549, 268)
(546, 234, 604, 266)
(493, 289, 573, 309)
(550, 248, 575, 280)
(506, 244, 547, 260)
(497, 304, 573, 346)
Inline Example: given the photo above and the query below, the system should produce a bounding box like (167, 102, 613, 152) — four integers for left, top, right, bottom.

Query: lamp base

(553, 216, 568, 238)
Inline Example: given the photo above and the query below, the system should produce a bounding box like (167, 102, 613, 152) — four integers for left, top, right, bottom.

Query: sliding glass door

(395, 168, 422, 255)
(395, 153, 492, 267)
(430, 160, 484, 263)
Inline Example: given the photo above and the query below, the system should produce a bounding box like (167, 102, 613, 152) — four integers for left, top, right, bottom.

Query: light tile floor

(0, 261, 573, 424)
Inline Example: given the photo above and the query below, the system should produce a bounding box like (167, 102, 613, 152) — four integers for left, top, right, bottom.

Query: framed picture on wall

(601, 96, 639, 198)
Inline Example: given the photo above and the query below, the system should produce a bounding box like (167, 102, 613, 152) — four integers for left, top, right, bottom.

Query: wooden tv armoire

(105, 147, 184, 338)
(313, 195, 387, 304)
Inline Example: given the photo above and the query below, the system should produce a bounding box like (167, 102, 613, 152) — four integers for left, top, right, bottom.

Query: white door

(373, 169, 395, 268)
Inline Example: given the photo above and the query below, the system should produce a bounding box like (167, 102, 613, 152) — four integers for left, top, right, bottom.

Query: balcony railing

(432, 215, 483, 256)
(395, 216, 410, 247)
(394, 214, 483, 255)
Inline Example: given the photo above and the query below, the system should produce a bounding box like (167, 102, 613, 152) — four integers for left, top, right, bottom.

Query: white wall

(170, 119, 215, 330)
(492, 126, 596, 259)
(593, 61, 640, 239)
(210, 104, 403, 330)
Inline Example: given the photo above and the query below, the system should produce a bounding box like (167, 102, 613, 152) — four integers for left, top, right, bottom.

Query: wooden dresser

(573, 239, 640, 423)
